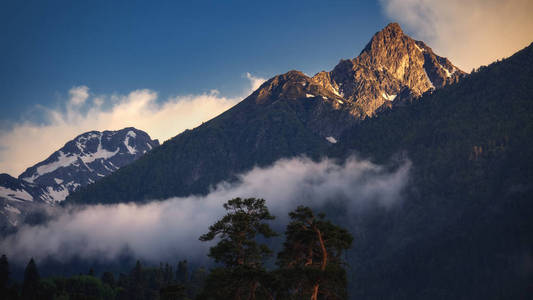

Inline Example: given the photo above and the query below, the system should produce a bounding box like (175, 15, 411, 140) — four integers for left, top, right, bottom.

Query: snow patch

(4, 204, 21, 215)
(124, 131, 137, 154)
(382, 92, 397, 101)
(80, 143, 119, 164)
(0, 187, 33, 202)
(45, 186, 69, 202)
(439, 63, 456, 78)
(54, 178, 63, 184)
(126, 131, 136, 138)
(305, 93, 314, 98)
(325, 136, 337, 144)
(337, 99, 344, 104)
(65, 181, 81, 190)
(22, 151, 78, 182)
(414, 43, 425, 52)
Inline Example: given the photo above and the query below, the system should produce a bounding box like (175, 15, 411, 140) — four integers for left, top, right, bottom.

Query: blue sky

(2, 0, 532, 175)
(0, 0, 386, 123)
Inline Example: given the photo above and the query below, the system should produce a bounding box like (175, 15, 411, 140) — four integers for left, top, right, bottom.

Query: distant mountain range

(0, 127, 158, 231)
(66, 23, 465, 204)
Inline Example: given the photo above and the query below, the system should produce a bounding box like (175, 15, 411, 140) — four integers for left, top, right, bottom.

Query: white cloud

(379, 0, 533, 71)
(68, 86, 90, 106)
(246, 72, 266, 92)
(0, 155, 410, 264)
(0, 74, 265, 176)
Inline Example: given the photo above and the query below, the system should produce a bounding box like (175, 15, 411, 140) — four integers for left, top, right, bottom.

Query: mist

(0, 155, 410, 265)
(0, 73, 265, 177)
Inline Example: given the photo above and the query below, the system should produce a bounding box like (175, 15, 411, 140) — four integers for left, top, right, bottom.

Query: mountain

(66, 23, 464, 205)
(329, 42, 533, 299)
(0, 127, 159, 232)
(313, 22, 464, 117)
(18, 127, 159, 202)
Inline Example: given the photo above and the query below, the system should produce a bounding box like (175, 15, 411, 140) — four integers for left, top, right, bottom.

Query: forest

(0, 198, 353, 300)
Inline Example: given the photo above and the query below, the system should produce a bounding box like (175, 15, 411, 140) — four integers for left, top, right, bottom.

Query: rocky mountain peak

(242, 23, 466, 137)
(312, 23, 465, 118)
(251, 70, 343, 106)
(360, 22, 404, 55)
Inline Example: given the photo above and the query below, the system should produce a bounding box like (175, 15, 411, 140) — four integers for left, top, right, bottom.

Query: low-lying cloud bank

(380, 0, 533, 71)
(0, 73, 266, 176)
(0, 156, 410, 264)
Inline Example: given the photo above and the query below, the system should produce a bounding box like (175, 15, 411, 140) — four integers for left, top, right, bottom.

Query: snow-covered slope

(0, 127, 159, 233)
(18, 127, 159, 203)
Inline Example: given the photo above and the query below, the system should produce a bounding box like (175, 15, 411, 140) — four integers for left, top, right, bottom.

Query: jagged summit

(247, 23, 465, 123)
(360, 22, 404, 55)
(233, 23, 466, 136)
(250, 70, 344, 106)
(311, 22, 465, 117)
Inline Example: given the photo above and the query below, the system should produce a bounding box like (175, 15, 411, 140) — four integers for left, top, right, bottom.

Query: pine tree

(0, 255, 9, 297)
(22, 258, 40, 300)
(277, 206, 353, 300)
(189, 267, 207, 298)
(163, 263, 174, 284)
(176, 260, 188, 284)
(101, 271, 115, 288)
(130, 260, 144, 300)
(199, 197, 277, 299)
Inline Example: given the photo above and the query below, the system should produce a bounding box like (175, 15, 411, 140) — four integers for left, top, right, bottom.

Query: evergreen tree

(199, 197, 277, 299)
(101, 271, 115, 288)
(163, 263, 174, 284)
(130, 260, 144, 300)
(176, 260, 188, 284)
(277, 206, 353, 300)
(22, 258, 40, 300)
(189, 266, 207, 298)
(160, 284, 187, 300)
(0, 255, 9, 297)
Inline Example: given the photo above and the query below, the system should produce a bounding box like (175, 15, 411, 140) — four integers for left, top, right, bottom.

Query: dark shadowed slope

(330, 42, 533, 299)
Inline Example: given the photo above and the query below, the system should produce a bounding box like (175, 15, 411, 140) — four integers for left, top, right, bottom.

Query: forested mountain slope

(331, 42, 533, 299)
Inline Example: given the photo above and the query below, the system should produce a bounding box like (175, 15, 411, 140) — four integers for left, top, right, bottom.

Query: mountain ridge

(65, 23, 466, 205)
(0, 127, 159, 232)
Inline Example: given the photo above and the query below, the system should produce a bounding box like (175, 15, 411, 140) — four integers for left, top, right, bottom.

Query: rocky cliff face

(313, 23, 464, 118)
(250, 23, 464, 139)
(245, 70, 354, 138)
